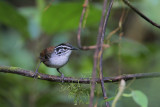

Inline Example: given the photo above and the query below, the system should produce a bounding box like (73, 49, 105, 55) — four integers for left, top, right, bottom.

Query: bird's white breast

(49, 51, 72, 68)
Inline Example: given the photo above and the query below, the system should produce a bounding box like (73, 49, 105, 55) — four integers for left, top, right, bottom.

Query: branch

(89, 0, 109, 106)
(0, 66, 160, 83)
(123, 0, 160, 29)
(99, 0, 114, 106)
(76, 0, 110, 51)
(77, 0, 89, 48)
(80, 44, 110, 50)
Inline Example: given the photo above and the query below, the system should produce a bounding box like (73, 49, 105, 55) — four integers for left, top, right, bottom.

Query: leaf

(41, 3, 101, 34)
(0, 1, 30, 38)
(105, 97, 115, 102)
(132, 90, 148, 107)
(122, 93, 132, 97)
(100, 97, 115, 106)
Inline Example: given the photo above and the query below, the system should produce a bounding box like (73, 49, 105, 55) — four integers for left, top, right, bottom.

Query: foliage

(59, 83, 90, 105)
(123, 90, 148, 107)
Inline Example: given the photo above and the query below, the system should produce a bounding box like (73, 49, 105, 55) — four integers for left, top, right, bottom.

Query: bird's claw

(33, 72, 39, 79)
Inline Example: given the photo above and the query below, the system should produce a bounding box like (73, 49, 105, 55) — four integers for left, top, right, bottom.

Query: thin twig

(106, 8, 127, 44)
(99, 0, 114, 106)
(89, 0, 109, 106)
(81, 44, 110, 50)
(0, 66, 160, 83)
(112, 80, 126, 107)
(122, 0, 160, 28)
(77, 0, 110, 51)
(44, 0, 55, 11)
(77, 0, 89, 48)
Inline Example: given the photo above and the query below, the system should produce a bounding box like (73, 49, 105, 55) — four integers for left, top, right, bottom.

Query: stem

(89, 0, 109, 106)
(123, 0, 160, 28)
(99, 0, 114, 106)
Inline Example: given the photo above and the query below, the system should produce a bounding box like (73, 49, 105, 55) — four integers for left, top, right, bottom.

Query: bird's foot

(33, 72, 39, 79)
(61, 74, 64, 83)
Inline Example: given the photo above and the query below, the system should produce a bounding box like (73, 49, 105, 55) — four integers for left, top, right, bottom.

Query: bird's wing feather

(40, 46, 54, 62)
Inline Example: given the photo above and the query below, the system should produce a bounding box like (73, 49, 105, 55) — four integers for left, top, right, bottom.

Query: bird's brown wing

(39, 46, 54, 62)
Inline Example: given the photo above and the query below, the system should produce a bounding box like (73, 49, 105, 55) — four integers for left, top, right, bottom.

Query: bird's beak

(71, 46, 79, 50)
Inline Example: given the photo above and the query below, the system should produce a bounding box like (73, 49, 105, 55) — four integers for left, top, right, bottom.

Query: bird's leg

(34, 61, 41, 78)
(57, 68, 64, 83)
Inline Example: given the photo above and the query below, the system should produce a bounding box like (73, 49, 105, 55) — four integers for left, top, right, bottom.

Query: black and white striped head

(54, 43, 78, 56)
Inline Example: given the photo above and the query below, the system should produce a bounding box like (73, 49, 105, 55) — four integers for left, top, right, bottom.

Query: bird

(34, 43, 78, 81)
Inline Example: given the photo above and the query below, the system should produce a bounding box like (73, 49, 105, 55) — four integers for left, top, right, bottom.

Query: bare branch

(106, 8, 127, 43)
(90, 0, 110, 106)
(0, 66, 160, 83)
(80, 44, 110, 50)
(76, 0, 110, 51)
(123, 0, 160, 29)
(77, 0, 89, 48)
(99, 0, 114, 106)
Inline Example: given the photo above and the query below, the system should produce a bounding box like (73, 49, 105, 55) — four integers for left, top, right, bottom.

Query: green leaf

(122, 93, 132, 97)
(132, 90, 148, 107)
(105, 97, 115, 102)
(0, 1, 30, 38)
(41, 3, 101, 34)
(100, 97, 115, 106)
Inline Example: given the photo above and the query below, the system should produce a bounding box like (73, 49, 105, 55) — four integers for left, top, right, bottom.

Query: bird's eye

(64, 47, 67, 50)
(45, 56, 47, 59)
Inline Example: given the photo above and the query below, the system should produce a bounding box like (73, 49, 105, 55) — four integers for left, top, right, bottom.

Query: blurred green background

(0, 0, 160, 107)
